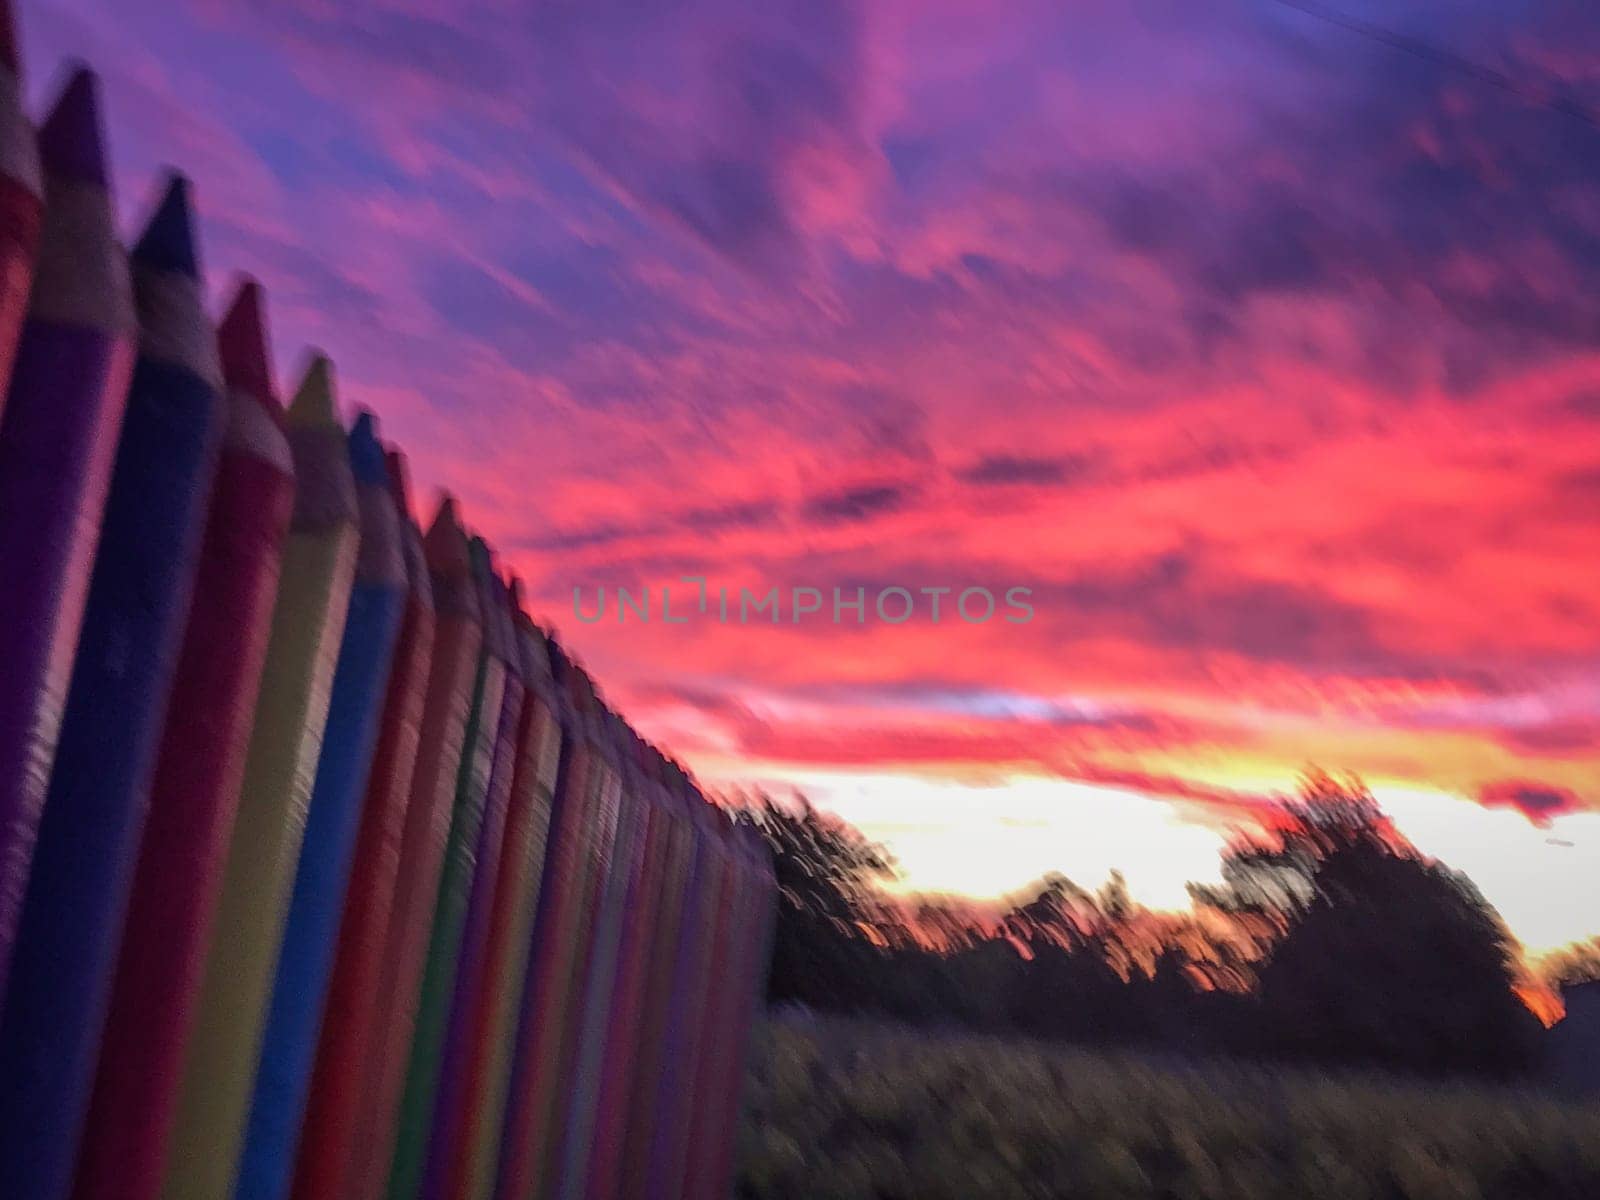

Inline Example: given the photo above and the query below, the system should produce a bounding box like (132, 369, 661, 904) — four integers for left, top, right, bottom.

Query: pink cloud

(23, 0, 1600, 946)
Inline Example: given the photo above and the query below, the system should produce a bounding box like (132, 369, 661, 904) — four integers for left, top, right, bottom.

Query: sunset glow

(34, 0, 1598, 959)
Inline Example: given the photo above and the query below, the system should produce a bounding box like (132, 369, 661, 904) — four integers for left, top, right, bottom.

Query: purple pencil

(0, 0, 41, 411)
(0, 67, 134, 998)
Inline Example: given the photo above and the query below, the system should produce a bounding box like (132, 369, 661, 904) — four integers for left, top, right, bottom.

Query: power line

(1270, 0, 1600, 131)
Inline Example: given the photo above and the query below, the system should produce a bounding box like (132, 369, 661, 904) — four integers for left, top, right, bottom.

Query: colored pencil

(163, 355, 360, 1200)
(535, 697, 623, 1200)
(349, 498, 481, 1200)
(71, 280, 295, 1200)
(553, 711, 655, 1200)
(0, 174, 221, 1200)
(290, 454, 435, 1200)
(419, 569, 524, 1200)
(522, 680, 624, 1200)
(0, 37, 787, 1199)
(0, 67, 134, 1001)
(237, 411, 407, 1200)
(493, 655, 609, 1200)
(388, 540, 513, 1200)
(453, 612, 562, 1200)
(645, 788, 731, 1200)
(683, 813, 759, 1200)
(0, 0, 41, 408)
(616, 759, 698, 1200)
(704, 824, 778, 1200)
(421, 573, 529, 1200)
(582, 732, 676, 1200)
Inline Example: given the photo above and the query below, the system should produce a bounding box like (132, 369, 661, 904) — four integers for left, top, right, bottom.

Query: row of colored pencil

(0, 7, 778, 1200)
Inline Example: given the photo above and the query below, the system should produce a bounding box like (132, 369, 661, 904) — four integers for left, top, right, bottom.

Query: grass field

(733, 1015, 1600, 1200)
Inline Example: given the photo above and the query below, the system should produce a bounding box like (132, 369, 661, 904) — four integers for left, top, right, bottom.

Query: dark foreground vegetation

(740, 770, 1590, 1084)
(733, 1015, 1600, 1200)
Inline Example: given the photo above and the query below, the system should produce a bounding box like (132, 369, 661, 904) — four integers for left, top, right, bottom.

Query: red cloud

(1479, 781, 1586, 828)
(29, 0, 1600, 950)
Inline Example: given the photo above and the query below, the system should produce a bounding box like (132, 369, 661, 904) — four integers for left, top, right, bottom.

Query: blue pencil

(237, 411, 407, 1200)
(0, 174, 221, 1200)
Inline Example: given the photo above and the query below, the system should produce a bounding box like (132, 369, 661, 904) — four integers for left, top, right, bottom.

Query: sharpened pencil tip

(468, 535, 493, 578)
(347, 411, 388, 486)
(133, 173, 200, 278)
(384, 449, 412, 520)
(39, 67, 109, 187)
(217, 280, 279, 415)
(0, 0, 23, 80)
(288, 354, 340, 427)
(424, 495, 472, 578)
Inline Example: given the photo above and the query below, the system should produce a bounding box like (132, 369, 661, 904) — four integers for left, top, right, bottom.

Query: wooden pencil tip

(423, 495, 470, 576)
(217, 280, 279, 413)
(347, 411, 387, 485)
(39, 66, 109, 187)
(467, 535, 493, 580)
(384, 449, 412, 520)
(133, 173, 200, 278)
(489, 570, 517, 669)
(497, 570, 522, 642)
(0, 0, 22, 79)
(288, 354, 340, 427)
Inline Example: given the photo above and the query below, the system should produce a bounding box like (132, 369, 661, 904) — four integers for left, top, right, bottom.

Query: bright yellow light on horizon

(696, 755, 1599, 958)
(1371, 784, 1600, 957)
(701, 761, 1232, 910)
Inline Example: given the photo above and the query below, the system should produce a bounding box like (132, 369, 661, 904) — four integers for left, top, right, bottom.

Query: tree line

(734, 770, 1571, 1081)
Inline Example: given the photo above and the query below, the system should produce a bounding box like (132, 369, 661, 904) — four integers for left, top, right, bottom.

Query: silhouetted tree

(1245, 771, 1541, 1077)
(1543, 937, 1600, 988)
(740, 792, 896, 1011)
(733, 771, 1546, 1081)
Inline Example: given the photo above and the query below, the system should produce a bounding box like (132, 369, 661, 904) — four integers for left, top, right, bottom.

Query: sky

(23, 0, 1599, 955)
